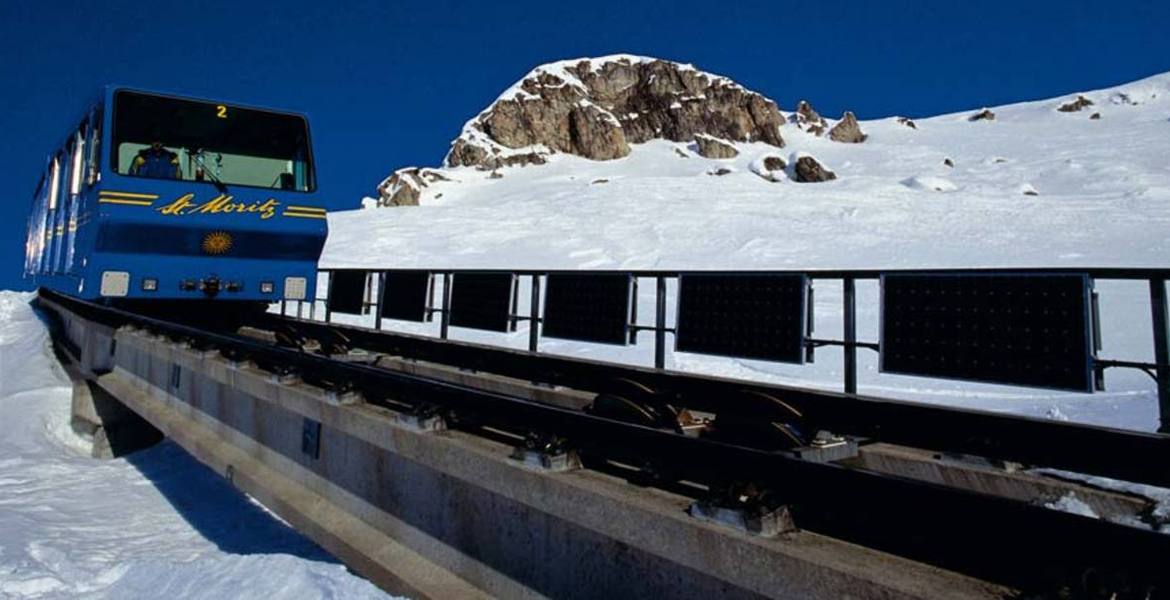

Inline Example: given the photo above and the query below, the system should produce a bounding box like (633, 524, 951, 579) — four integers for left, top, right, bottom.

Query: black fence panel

(380, 270, 431, 322)
(675, 273, 808, 363)
(449, 272, 515, 332)
(881, 273, 1094, 391)
(542, 273, 632, 345)
(327, 270, 368, 316)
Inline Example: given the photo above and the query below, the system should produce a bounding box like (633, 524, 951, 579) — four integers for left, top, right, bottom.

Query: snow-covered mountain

(441, 54, 788, 172)
(323, 56, 1170, 432)
(342, 55, 1169, 271)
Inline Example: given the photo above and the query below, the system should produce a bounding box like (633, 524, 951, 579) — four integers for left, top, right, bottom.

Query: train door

(43, 154, 61, 274)
(54, 136, 76, 273)
(31, 161, 50, 275)
(74, 107, 102, 273)
(24, 174, 46, 276)
(65, 124, 86, 272)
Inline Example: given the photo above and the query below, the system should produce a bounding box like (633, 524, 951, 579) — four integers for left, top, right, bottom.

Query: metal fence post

(365, 272, 374, 315)
(509, 277, 520, 332)
(843, 277, 858, 395)
(529, 274, 541, 353)
(425, 272, 436, 323)
(324, 271, 333, 323)
(654, 276, 667, 370)
(628, 277, 639, 345)
(1150, 278, 1170, 433)
(440, 273, 452, 340)
(374, 272, 385, 331)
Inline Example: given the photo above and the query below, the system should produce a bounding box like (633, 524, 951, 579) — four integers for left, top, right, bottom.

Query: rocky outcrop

(376, 167, 451, 207)
(793, 154, 836, 183)
(447, 138, 548, 170)
(1057, 95, 1094, 112)
(1111, 92, 1137, 106)
(828, 111, 867, 143)
(791, 100, 827, 132)
(694, 134, 739, 159)
(445, 55, 785, 170)
(969, 108, 996, 122)
(749, 154, 786, 182)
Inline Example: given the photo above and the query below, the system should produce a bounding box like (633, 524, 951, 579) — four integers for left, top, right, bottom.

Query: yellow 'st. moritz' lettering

(157, 193, 197, 216)
(155, 193, 279, 220)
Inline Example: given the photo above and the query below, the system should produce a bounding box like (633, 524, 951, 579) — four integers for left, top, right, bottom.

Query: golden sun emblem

(202, 231, 233, 255)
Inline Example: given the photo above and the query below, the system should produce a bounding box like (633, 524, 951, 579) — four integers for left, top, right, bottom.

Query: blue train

(24, 86, 326, 305)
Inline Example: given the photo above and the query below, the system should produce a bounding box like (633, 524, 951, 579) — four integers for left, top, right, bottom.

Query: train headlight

(142, 278, 158, 292)
(260, 281, 275, 294)
(100, 271, 130, 297)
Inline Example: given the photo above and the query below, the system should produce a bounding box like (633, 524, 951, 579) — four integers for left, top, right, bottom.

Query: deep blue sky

(2, 0, 1168, 290)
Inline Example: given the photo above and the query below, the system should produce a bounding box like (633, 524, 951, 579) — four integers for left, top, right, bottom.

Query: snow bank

(901, 175, 957, 192)
(1044, 493, 1099, 518)
(0, 292, 392, 599)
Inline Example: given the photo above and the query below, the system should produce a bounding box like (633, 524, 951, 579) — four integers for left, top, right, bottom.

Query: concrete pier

(42, 297, 1010, 599)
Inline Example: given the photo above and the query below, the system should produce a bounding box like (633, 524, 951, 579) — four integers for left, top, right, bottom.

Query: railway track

(256, 311, 1170, 490)
(40, 289, 1170, 596)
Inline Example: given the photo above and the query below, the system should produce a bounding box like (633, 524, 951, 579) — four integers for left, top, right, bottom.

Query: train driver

(130, 130, 181, 179)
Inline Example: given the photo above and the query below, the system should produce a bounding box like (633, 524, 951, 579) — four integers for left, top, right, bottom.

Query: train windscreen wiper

(186, 148, 229, 194)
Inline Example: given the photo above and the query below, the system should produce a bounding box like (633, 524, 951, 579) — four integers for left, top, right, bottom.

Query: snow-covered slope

(0, 293, 391, 599)
(325, 68, 1170, 432)
(343, 68, 1170, 270)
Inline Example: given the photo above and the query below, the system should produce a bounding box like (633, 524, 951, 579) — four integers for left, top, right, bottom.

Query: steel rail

(37, 289, 1170, 592)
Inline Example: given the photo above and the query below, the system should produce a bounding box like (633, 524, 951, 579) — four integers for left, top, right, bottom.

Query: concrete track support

(41, 298, 1011, 599)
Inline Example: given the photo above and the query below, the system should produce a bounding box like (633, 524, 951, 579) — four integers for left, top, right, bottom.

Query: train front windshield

(112, 90, 314, 192)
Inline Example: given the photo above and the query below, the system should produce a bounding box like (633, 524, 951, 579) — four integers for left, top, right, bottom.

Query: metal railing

(286, 266, 1170, 431)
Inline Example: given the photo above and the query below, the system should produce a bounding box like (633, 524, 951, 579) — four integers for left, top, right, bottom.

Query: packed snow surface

(327, 70, 1170, 433)
(0, 292, 391, 599)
